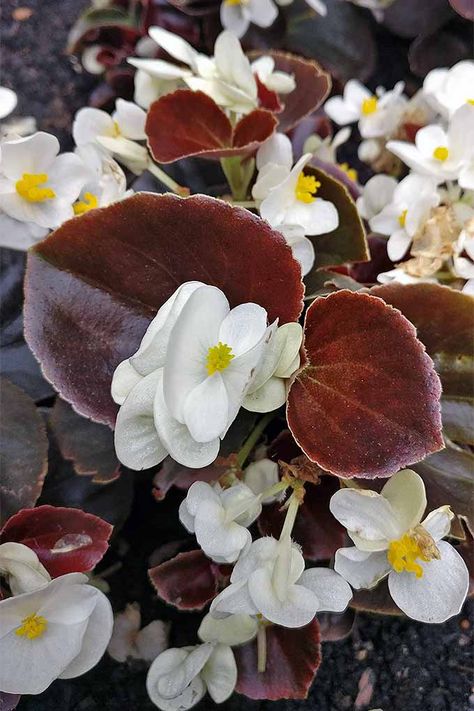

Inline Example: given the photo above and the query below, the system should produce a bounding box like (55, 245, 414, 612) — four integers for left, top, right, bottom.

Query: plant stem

(237, 412, 275, 468)
(147, 161, 189, 196)
(257, 623, 267, 673)
(231, 200, 257, 209)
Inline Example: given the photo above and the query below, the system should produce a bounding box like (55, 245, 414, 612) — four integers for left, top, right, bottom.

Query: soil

(1, 1, 473, 709)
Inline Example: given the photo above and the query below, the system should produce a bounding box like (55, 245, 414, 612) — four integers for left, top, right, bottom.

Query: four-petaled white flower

(387, 104, 474, 186)
(423, 60, 474, 118)
(324, 80, 407, 139)
(0, 572, 113, 695)
(179, 481, 262, 563)
(210, 536, 352, 628)
(0, 132, 88, 244)
(112, 282, 281, 470)
(330, 469, 469, 623)
(73, 99, 148, 174)
(252, 132, 339, 274)
(146, 642, 237, 711)
(359, 172, 440, 261)
(220, 0, 326, 38)
(0, 542, 51, 596)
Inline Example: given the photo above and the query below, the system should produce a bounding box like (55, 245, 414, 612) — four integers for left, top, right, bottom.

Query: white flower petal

(299, 567, 353, 612)
(247, 0, 278, 28)
(248, 567, 319, 627)
(0, 132, 59, 179)
(283, 197, 339, 237)
(0, 542, 50, 595)
(218, 303, 268, 357)
(380, 469, 426, 533)
(202, 644, 237, 703)
(111, 359, 143, 406)
(388, 541, 469, 623)
(243, 459, 280, 503)
(0, 87, 17, 119)
(243, 375, 286, 413)
(184, 373, 229, 442)
(421, 506, 454, 542)
(198, 613, 257, 646)
(334, 547, 391, 589)
(148, 26, 200, 69)
(73, 108, 115, 146)
(324, 96, 361, 125)
(256, 133, 293, 171)
(113, 99, 146, 140)
(330, 488, 402, 547)
(219, 3, 249, 38)
(210, 579, 258, 618)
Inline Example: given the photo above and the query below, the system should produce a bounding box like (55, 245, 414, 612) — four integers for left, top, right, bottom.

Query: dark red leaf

(449, 0, 474, 19)
(0, 379, 48, 526)
(382, 0, 452, 39)
(250, 50, 331, 132)
(258, 477, 345, 561)
(153, 455, 239, 500)
(255, 74, 282, 113)
(0, 692, 20, 711)
(318, 608, 355, 642)
(24, 193, 304, 425)
(349, 234, 393, 285)
(0, 505, 113, 578)
(351, 579, 402, 616)
(235, 619, 321, 700)
(287, 290, 443, 478)
(146, 89, 276, 162)
(50, 398, 121, 484)
(149, 550, 219, 610)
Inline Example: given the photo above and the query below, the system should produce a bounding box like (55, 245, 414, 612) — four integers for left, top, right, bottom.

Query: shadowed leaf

(287, 290, 443, 478)
(149, 550, 219, 610)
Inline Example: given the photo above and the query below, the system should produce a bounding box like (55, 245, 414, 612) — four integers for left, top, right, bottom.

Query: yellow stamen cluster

(225, 0, 246, 5)
(74, 192, 99, 216)
(338, 163, 358, 182)
(388, 527, 439, 578)
(433, 146, 449, 162)
(206, 342, 234, 376)
(398, 209, 407, 228)
(15, 613, 48, 640)
(361, 96, 378, 115)
(295, 173, 320, 203)
(16, 173, 56, 203)
(467, 99, 474, 105)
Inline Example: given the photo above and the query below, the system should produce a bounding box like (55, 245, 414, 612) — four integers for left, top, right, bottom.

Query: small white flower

(423, 60, 474, 118)
(73, 99, 148, 174)
(356, 174, 398, 221)
(376, 268, 438, 286)
(210, 536, 352, 628)
(387, 103, 474, 184)
(112, 282, 277, 470)
(0, 572, 113, 695)
(0, 87, 17, 120)
(252, 133, 339, 267)
(251, 55, 296, 95)
(364, 173, 440, 261)
(179, 481, 262, 563)
(0, 132, 88, 232)
(73, 145, 129, 216)
(243, 458, 280, 503)
(330, 469, 469, 623)
(0, 542, 51, 596)
(324, 80, 407, 139)
(146, 643, 237, 710)
(220, 0, 278, 39)
(303, 126, 351, 165)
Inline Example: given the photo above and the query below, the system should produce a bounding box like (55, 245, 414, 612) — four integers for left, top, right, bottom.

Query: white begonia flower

(324, 80, 407, 139)
(376, 268, 438, 286)
(253, 133, 339, 260)
(0, 132, 88, 231)
(146, 643, 237, 710)
(330, 469, 469, 624)
(243, 458, 280, 503)
(0, 572, 113, 695)
(423, 60, 474, 118)
(0, 542, 51, 596)
(0, 87, 17, 120)
(179, 481, 262, 563)
(210, 535, 352, 628)
(198, 612, 258, 646)
(112, 282, 279, 470)
(73, 145, 129, 216)
(72, 99, 148, 174)
(387, 103, 474, 184)
(356, 174, 398, 221)
(220, 0, 278, 39)
(303, 127, 351, 165)
(366, 173, 440, 261)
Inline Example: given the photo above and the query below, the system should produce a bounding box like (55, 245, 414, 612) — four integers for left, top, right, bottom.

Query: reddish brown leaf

(24, 193, 304, 425)
(258, 477, 345, 561)
(350, 579, 402, 616)
(235, 619, 321, 700)
(318, 608, 355, 642)
(50, 398, 120, 484)
(255, 74, 282, 113)
(149, 550, 219, 611)
(250, 50, 331, 132)
(0, 379, 48, 526)
(287, 290, 443, 478)
(449, 0, 474, 19)
(152, 455, 239, 501)
(0, 505, 113, 578)
(146, 89, 276, 162)
(0, 692, 20, 711)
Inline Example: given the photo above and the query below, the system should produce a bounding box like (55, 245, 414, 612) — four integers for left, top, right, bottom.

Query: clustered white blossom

(323, 60, 474, 291)
(112, 281, 303, 470)
(219, 0, 327, 39)
(0, 543, 113, 695)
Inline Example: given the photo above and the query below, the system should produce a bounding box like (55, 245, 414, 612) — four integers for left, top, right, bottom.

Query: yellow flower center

(15, 173, 56, 203)
(225, 0, 248, 4)
(467, 99, 474, 105)
(398, 209, 407, 227)
(206, 342, 234, 376)
(295, 173, 320, 203)
(433, 146, 449, 162)
(361, 96, 378, 115)
(15, 613, 48, 640)
(73, 192, 99, 216)
(338, 162, 358, 182)
(388, 526, 440, 578)
(112, 120, 121, 137)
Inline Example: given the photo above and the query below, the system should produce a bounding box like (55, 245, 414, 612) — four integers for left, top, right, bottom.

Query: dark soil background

(1, 0, 474, 709)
